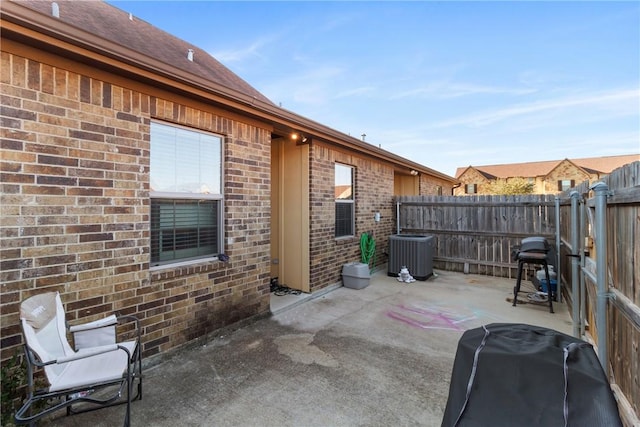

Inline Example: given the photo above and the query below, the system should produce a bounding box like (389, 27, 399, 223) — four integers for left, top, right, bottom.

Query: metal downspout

(396, 201, 401, 235)
(591, 182, 609, 372)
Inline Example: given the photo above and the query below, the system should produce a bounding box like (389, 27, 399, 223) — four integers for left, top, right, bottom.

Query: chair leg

(513, 261, 524, 306)
(137, 348, 143, 400)
(124, 362, 132, 427)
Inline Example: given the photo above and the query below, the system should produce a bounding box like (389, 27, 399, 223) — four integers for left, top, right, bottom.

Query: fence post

(555, 195, 562, 302)
(591, 182, 609, 372)
(579, 196, 587, 337)
(570, 191, 580, 337)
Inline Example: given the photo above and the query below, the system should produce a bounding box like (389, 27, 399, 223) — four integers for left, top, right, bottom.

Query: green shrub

(1, 351, 25, 427)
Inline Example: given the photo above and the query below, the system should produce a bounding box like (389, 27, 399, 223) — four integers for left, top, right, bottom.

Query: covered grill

(512, 236, 554, 313)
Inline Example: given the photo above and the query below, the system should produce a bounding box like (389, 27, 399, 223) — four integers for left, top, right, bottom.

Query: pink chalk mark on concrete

(386, 310, 461, 331)
(386, 303, 481, 331)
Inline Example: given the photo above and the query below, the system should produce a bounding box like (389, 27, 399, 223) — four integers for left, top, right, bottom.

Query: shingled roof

(15, 0, 273, 105)
(455, 154, 639, 179)
(3, 0, 458, 183)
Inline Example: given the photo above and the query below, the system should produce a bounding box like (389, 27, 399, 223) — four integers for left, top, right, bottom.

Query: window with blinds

(335, 163, 354, 238)
(150, 199, 219, 263)
(150, 121, 223, 266)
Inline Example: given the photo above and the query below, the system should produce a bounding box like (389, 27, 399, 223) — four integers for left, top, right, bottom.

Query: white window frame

(149, 120, 224, 267)
(335, 163, 355, 238)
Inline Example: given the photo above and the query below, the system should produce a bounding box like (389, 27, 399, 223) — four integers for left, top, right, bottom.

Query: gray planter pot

(342, 262, 371, 289)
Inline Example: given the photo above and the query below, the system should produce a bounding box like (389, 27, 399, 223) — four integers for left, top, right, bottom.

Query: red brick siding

(308, 143, 396, 292)
(420, 174, 454, 196)
(1, 52, 271, 360)
(307, 144, 454, 292)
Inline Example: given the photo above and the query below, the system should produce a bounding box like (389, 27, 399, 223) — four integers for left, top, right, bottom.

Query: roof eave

(1, 1, 457, 184)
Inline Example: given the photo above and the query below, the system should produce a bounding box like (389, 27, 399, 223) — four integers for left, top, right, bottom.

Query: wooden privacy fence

(395, 160, 639, 424)
(558, 161, 639, 425)
(395, 194, 557, 278)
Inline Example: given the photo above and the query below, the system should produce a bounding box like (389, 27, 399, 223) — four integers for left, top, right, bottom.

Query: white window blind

(150, 121, 223, 265)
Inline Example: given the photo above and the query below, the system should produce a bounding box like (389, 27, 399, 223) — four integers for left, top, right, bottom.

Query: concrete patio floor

(45, 269, 573, 427)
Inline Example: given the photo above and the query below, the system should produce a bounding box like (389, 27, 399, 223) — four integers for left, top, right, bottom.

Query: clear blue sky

(109, 1, 639, 177)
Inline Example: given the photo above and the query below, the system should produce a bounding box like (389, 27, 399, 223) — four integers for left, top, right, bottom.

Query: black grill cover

(441, 324, 622, 427)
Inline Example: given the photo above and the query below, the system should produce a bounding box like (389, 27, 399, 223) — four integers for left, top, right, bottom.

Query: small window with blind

(335, 163, 354, 238)
(465, 183, 477, 194)
(150, 121, 223, 266)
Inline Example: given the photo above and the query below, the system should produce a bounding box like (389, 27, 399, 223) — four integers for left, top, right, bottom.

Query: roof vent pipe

(187, 49, 194, 62)
(52, 2, 60, 18)
(129, 12, 133, 21)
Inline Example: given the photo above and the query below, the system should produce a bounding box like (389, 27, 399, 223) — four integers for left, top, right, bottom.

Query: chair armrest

(69, 314, 117, 333)
(71, 315, 118, 350)
(28, 344, 126, 367)
(71, 314, 141, 351)
(55, 344, 128, 364)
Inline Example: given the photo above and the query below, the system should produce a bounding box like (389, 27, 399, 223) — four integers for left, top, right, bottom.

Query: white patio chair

(15, 292, 142, 426)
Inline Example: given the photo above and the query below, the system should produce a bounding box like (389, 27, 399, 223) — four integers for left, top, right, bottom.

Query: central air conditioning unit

(388, 234, 434, 280)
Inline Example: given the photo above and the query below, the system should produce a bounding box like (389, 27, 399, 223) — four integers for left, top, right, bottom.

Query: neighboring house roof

(455, 154, 639, 179)
(335, 185, 352, 199)
(476, 169, 497, 180)
(455, 167, 494, 181)
(3, 0, 458, 184)
(570, 155, 639, 174)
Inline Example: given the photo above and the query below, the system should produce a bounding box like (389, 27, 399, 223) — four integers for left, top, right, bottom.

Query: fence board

(397, 194, 557, 278)
(563, 161, 639, 422)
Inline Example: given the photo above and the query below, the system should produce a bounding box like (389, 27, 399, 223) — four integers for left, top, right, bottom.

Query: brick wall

(419, 174, 454, 196)
(454, 168, 488, 195)
(309, 143, 396, 292)
(308, 143, 455, 291)
(0, 51, 271, 361)
(543, 160, 592, 194)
